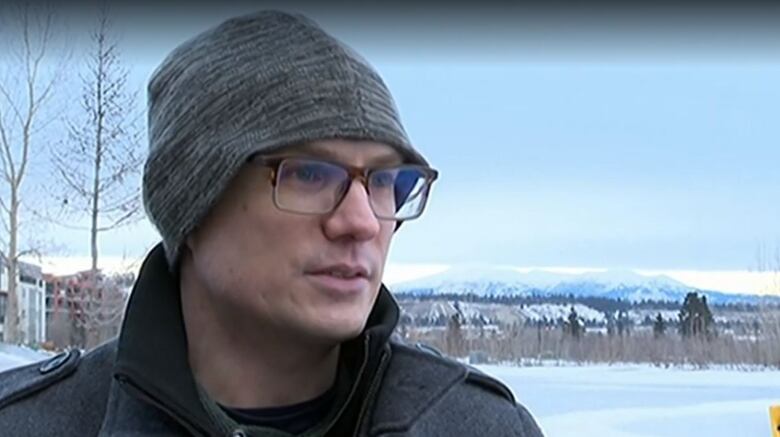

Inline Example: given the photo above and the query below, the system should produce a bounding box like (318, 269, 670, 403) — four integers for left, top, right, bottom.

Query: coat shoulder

(380, 342, 544, 436)
(0, 340, 117, 435)
(389, 342, 516, 402)
(0, 348, 82, 408)
(444, 368, 545, 437)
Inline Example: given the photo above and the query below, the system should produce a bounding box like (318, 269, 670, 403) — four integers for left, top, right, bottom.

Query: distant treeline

(394, 291, 773, 313)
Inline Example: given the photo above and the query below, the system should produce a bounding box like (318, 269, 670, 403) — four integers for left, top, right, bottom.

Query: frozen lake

(2, 349, 778, 436)
(480, 363, 780, 437)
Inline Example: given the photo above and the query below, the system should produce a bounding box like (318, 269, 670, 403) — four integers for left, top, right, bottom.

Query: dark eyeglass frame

(248, 154, 439, 220)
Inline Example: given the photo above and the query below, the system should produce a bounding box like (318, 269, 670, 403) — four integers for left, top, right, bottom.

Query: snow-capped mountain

(545, 269, 695, 302)
(391, 265, 773, 304)
(398, 300, 608, 327)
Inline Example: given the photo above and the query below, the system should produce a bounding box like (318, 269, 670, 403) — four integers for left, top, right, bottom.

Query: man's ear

(184, 232, 197, 253)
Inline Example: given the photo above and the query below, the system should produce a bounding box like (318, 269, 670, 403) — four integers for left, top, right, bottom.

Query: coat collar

(102, 243, 401, 436)
(107, 244, 213, 435)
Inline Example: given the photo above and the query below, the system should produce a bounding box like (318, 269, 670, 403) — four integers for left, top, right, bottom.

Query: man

(0, 10, 543, 436)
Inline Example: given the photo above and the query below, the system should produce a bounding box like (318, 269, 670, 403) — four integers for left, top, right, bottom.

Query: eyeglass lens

(274, 158, 431, 220)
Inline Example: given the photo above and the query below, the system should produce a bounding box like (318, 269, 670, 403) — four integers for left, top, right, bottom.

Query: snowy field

(480, 363, 780, 437)
(0, 344, 50, 372)
(1, 349, 778, 436)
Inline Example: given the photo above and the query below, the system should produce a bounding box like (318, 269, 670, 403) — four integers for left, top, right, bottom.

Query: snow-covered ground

(0, 344, 49, 372)
(1, 348, 778, 436)
(479, 363, 780, 437)
(0, 352, 34, 372)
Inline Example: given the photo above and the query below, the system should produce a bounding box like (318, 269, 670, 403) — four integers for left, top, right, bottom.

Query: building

(44, 271, 85, 348)
(0, 256, 47, 345)
(45, 269, 132, 349)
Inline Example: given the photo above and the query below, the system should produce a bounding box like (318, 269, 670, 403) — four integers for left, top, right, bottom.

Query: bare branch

(26, 206, 90, 232)
(0, 211, 9, 236)
(0, 121, 12, 180)
(0, 84, 25, 128)
(96, 207, 140, 232)
(0, 116, 15, 183)
(16, 7, 55, 185)
(0, 192, 8, 214)
(54, 152, 90, 197)
(16, 247, 41, 259)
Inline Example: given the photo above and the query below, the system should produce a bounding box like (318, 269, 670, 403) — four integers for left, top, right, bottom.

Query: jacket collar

(106, 243, 400, 436)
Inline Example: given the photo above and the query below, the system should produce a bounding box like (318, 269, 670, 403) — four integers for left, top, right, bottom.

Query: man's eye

(280, 163, 331, 185)
(293, 166, 325, 183)
(371, 171, 396, 188)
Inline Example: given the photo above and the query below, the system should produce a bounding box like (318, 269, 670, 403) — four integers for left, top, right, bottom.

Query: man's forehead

(274, 140, 404, 165)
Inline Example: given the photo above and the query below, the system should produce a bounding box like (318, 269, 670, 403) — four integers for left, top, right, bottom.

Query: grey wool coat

(0, 245, 544, 437)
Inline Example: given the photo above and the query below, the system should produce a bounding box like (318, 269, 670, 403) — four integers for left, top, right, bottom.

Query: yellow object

(770, 405, 780, 437)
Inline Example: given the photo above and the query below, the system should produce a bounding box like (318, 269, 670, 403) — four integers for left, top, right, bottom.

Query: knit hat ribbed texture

(143, 10, 428, 268)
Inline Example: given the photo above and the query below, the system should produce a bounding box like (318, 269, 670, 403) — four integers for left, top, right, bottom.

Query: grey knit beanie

(143, 10, 428, 268)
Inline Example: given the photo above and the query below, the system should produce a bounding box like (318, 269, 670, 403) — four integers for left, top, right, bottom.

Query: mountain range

(391, 265, 779, 305)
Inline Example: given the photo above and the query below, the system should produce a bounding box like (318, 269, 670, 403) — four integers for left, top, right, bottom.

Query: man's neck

(180, 274, 340, 409)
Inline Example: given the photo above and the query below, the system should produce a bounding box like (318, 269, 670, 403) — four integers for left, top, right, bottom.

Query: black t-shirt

(219, 385, 338, 435)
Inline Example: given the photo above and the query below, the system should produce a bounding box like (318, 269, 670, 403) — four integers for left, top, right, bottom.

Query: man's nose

(321, 180, 381, 241)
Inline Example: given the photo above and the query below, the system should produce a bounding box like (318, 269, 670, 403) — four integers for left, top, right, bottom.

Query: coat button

(231, 429, 247, 437)
(39, 351, 71, 374)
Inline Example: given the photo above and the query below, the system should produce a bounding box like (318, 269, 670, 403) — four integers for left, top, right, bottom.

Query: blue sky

(382, 62, 780, 270)
(3, 4, 779, 287)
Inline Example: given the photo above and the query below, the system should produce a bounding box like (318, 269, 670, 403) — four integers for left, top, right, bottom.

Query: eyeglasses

(249, 155, 438, 221)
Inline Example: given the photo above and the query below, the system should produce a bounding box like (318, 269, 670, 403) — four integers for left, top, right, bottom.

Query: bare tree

(53, 6, 143, 271)
(51, 6, 142, 347)
(0, 4, 60, 344)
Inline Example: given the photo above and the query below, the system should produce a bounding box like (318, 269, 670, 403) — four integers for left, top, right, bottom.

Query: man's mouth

(305, 264, 371, 294)
(308, 264, 369, 279)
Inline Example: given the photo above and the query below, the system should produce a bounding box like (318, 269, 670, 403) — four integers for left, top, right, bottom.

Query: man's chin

(311, 319, 368, 344)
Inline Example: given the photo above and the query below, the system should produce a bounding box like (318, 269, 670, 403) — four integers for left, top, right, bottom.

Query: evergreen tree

(752, 319, 761, 339)
(700, 296, 715, 338)
(616, 310, 631, 337)
(606, 311, 616, 337)
(678, 292, 716, 339)
(446, 313, 464, 356)
(653, 313, 666, 339)
(565, 306, 583, 340)
(678, 292, 694, 337)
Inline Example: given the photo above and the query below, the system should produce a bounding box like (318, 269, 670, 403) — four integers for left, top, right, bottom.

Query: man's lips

(306, 263, 370, 279)
(305, 264, 371, 294)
